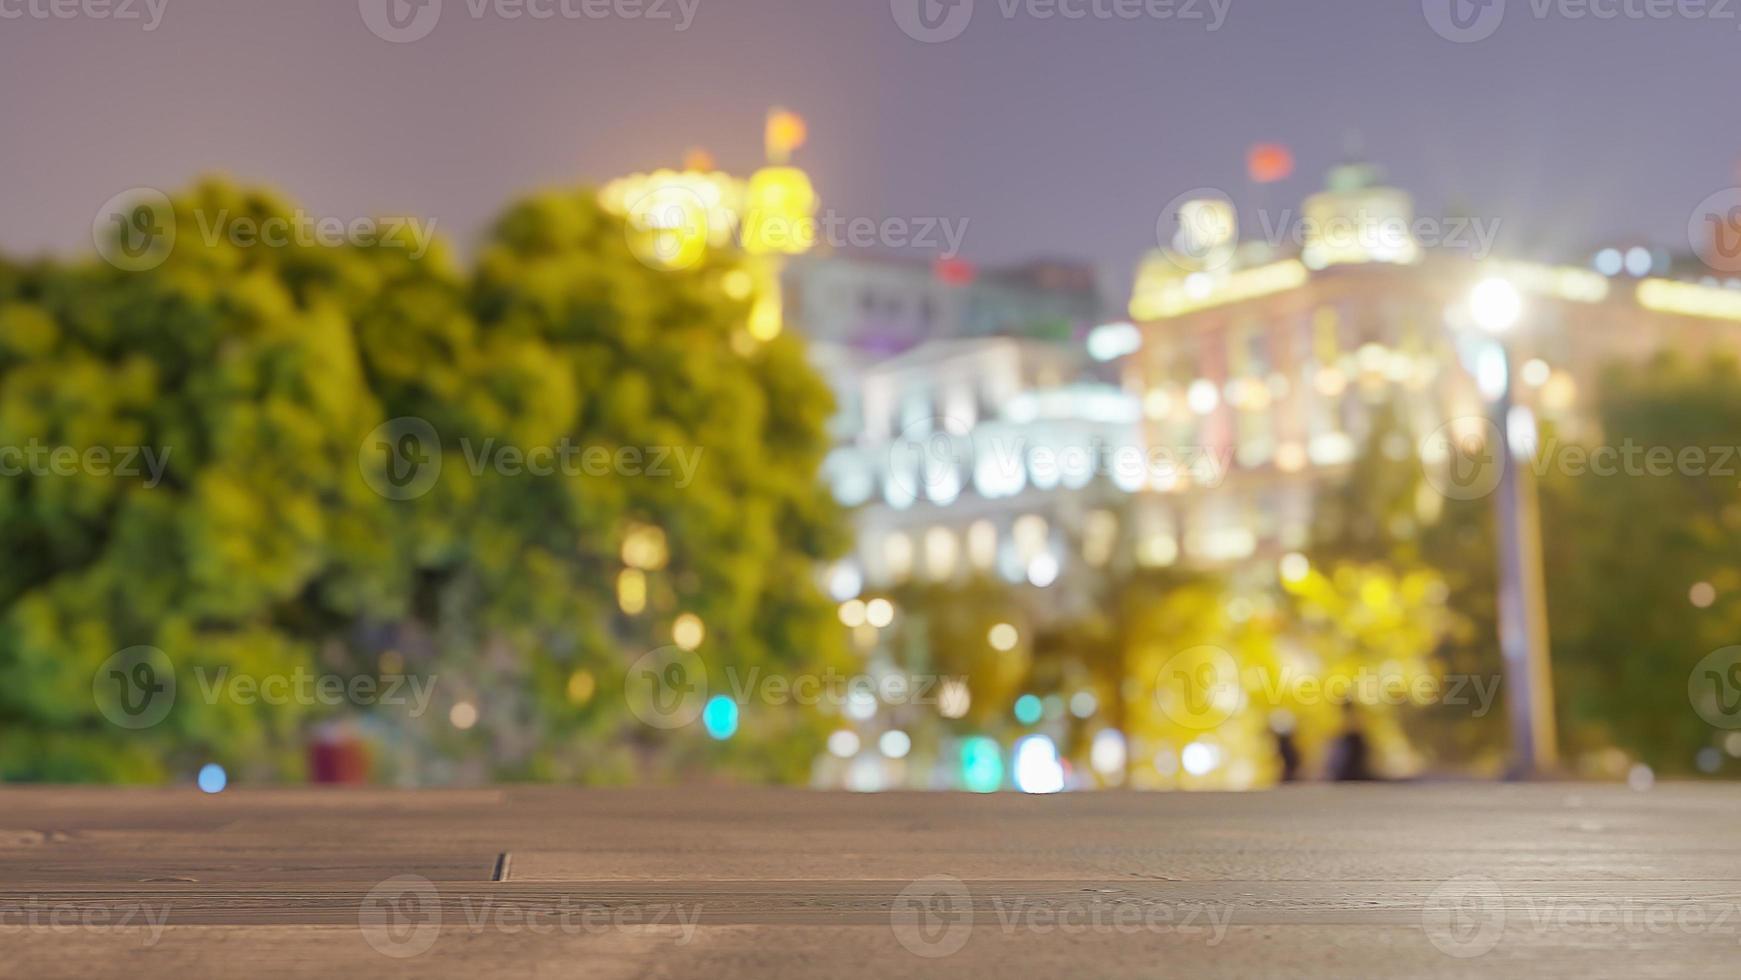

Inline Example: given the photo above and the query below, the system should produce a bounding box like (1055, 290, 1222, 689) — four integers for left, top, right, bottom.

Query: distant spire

(765, 108, 808, 166)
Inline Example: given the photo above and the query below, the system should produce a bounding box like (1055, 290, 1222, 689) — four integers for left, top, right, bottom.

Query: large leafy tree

(0, 179, 847, 783)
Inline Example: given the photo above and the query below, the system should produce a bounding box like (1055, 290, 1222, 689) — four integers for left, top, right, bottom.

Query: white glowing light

(1013, 735, 1065, 794)
(827, 730, 861, 758)
(1087, 322, 1142, 362)
(1469, 278, 1523, 334)
(1187, 378, 1221, 415)
(879, 730, 912, 759)
(1026, 552, 1060, 588)
(1180, 741, 1218, 777)
(865, 598, 895, 629)
(1624, 246, 1653, 278)
(1090, 729, 1126, 776)
(845, 689, 878, 721)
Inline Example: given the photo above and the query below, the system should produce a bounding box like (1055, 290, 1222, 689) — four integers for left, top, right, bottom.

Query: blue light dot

(1014, 694, 1043, 726)
(197, 763, 227, 794)
(702, 695, 739, 740)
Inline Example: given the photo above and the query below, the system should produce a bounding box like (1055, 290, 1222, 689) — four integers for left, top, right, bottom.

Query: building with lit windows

(1117, 162, 1741, 570)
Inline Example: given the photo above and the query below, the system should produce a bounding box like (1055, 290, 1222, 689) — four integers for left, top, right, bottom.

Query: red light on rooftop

(934, 257, 976, 285)
(1247, 144, 1294, 184)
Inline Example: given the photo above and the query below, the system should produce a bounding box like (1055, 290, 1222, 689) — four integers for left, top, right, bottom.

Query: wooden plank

(1, 784, 1739, 977)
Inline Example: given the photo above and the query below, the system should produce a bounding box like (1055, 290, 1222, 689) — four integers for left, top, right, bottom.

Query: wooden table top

(2, 783, 1738, 977)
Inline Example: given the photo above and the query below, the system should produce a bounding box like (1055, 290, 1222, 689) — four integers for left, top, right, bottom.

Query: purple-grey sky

(3, 0, 1738, 278)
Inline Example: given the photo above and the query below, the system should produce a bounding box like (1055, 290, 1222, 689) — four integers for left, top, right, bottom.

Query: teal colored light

(961, 736, 1004, 793)
(703, 695, 739, 740)
(1013, 694, 1043, 726)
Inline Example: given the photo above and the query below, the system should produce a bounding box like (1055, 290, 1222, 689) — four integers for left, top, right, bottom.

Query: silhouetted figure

(1274, 729, 1302, 783)
(1326, 700, 1376, 782)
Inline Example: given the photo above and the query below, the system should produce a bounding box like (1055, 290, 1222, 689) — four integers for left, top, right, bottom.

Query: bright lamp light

(1469, 278, 1523, 334)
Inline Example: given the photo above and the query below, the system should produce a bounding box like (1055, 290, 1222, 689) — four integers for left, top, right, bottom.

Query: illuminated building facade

(817, 337, 1137, 609)
(1120, 164, 1741, 570)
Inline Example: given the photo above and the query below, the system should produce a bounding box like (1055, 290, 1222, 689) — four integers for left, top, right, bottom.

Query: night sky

(3, 0, 1738, 278)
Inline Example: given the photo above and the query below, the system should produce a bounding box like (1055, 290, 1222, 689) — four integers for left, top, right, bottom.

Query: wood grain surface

(1, 784, 1737, 977)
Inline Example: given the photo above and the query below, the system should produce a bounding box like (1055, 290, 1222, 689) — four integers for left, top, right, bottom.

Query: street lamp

(1466, 277, 1559, 779)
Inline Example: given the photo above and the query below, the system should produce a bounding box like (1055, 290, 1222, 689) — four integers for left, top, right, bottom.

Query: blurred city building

(1122, 161, 1741, 571)
(602, 128, 1741, 792)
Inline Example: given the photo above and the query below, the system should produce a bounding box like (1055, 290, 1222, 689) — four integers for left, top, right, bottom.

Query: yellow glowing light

(1143, 388, 1174, 420)
(1130, 259, 1308, 320)
(839, 599, 867, 628)
(450, 701, 479, 730)
(938, 679, 972, 719)
(621, 524, 669, 571)
(673, 612, 706, 651)
(765, 108, 808, 164)
(866, 598, 895, 629)
(988, 623, 1019, 652)
(1637, 279, 1741, 321)
(616, 568, 647, 616)
(600, 169, 745, 271)
(741, 166, 818, 257)
(1486, 261, 1610, 304)
(1541, 371, 1577, 412)
(1172, 197, 1237, 257)
(1313, 367, 1348, 398)
(721, 269, 754, 300)
(1275, 442, 1307, 473)
(566, 670, 596, 705)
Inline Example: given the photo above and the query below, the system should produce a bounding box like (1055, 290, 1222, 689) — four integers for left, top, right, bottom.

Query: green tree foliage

(0, 180, 847, 783)
(1540, 354, 1741, 775)
(1304, 404, 1504, 774)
